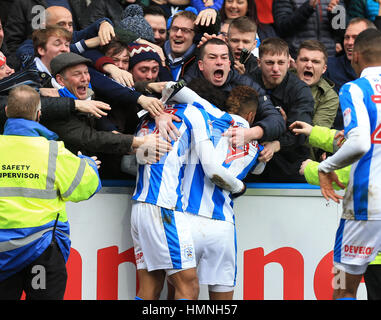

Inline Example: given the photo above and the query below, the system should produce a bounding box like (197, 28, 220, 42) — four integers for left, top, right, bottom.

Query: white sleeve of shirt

(196, 139, 244, 194)
(318, 126, 371, 172)
(187, 105, 244, 194)
(318, 82, 371, 173)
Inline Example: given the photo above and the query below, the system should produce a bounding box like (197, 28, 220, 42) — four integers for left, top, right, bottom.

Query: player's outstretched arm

(196, 138, 245, 195)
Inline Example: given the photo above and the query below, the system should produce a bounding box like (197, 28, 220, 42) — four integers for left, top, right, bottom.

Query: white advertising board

(65, 183, 367, 300)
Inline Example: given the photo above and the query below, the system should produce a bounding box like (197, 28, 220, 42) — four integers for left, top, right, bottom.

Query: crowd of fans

(0, 0, 379, 183)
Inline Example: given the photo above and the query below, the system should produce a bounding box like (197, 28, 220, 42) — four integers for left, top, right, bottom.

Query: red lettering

(96, 246, 137, 300)
(313, 251, 334, 300)
(371, 124, 381, 144)
(225, 144, 249, 164)
(375, 84, 381, 94)
(64, 248, 82, 300)
(371, 94, 381, 104)
(243, 247, 304, 300)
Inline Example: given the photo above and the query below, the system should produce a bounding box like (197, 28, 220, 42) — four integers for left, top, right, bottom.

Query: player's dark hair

(354, 28, 381, 63)
(225, 85, 259, 117)
(186, 77, 227, 109)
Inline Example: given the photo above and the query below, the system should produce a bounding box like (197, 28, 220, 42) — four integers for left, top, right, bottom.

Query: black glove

(231, 182, 246, 199)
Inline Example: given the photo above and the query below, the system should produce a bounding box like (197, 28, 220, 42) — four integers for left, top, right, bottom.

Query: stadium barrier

(64, 181, 367, 300)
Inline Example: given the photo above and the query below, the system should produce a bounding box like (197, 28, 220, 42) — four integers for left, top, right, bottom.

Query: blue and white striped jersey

(132, 104, 211, 210)
(339, 66, 381, 220)
(182, 101, 263, 224)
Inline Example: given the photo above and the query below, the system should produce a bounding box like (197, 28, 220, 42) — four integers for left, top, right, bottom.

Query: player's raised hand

(318, 171, 345, 203)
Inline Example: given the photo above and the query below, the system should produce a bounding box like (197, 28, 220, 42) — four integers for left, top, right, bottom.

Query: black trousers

(364, 265, 381, 300)
(0, 241, 67, 300)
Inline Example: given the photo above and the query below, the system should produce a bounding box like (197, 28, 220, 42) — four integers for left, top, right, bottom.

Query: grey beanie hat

(119, 4, 155, 43)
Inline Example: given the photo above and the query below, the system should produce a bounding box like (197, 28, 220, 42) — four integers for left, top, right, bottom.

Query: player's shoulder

(230, 114, 250, 128)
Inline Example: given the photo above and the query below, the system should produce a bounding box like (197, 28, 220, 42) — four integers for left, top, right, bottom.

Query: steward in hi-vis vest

(0, 85, 101, 300)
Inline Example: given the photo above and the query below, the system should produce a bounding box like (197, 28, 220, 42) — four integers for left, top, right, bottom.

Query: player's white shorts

(185, 212, 236, 290)
(131, 201, 196, 274)
(334, 218, 381, 275)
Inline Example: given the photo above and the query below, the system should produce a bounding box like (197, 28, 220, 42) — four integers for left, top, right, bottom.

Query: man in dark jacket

(272, 0, 341, 58)
(0, 52, 110, 134)
(183, 37, 285, 144)
(4, 0, 88, 54)
(0, 19, 20, 70)
(325, 17, 376, 129)
(249, 37, 314, 183)
(82, 0, 144, 27)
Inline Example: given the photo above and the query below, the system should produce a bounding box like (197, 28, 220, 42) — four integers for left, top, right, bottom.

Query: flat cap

(50, 52, 92, 76)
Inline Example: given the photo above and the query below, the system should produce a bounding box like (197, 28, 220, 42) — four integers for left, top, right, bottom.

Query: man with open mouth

(294, 39, 339, 161)
(47, 52, 171, 178)
(184, 38, 285, 150)
(295, 39, 338, 129)
(227, 16, 258, 77)
(164, 10, 198, 81)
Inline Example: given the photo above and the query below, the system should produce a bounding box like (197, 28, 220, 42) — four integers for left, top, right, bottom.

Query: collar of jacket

(253, 67, 291, 99)
(4, 118, 58, 140)
(312, 76, 335, 94)
(164, 40, 197, 67)
(337, 54, 357, 79)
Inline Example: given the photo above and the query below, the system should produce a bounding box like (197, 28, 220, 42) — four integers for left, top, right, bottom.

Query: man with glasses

(164, 10, 198, 81)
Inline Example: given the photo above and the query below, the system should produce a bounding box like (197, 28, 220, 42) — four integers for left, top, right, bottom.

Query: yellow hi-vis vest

(0, 135, 100, 280)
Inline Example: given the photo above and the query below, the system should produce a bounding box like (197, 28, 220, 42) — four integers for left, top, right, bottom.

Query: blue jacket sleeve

(88, 66, 142, 105)
(72, 17, 113, 43)
(190, 0, 223, 12)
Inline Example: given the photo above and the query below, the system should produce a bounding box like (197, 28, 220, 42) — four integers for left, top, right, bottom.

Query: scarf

(58, 83, 93, 100)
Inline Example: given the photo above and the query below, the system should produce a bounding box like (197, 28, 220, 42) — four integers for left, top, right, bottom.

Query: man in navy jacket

(325, 18, 376, 129)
